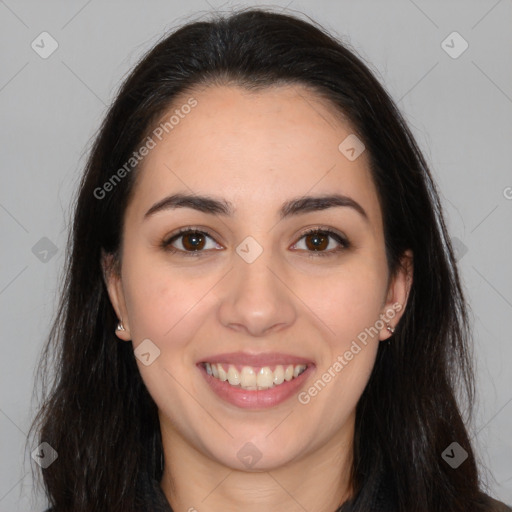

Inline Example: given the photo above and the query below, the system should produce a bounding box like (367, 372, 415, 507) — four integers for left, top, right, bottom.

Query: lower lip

(198, 364, 315, 409)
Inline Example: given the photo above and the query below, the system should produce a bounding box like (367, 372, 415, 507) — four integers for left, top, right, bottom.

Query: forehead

(125, 84, 381, 227)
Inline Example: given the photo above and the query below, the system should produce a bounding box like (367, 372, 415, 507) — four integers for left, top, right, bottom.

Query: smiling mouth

(202, 362, 308, 390)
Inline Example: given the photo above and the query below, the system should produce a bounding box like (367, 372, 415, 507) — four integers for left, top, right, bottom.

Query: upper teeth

(204, 363, 307, 390)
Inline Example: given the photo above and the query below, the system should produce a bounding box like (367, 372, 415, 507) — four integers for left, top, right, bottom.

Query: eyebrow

(144, 193, 368, 222)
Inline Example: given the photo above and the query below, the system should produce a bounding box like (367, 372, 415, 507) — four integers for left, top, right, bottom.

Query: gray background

(0, 0, 511, 510)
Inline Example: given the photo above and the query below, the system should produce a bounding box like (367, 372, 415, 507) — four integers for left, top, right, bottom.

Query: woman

(30, 8, 511, 512)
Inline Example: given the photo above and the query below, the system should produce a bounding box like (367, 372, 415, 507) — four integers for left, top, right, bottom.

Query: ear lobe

(101, 250, 131, 341)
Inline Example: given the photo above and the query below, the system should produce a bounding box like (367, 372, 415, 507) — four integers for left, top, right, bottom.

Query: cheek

(301, 262, 388, 346)
(121, 257, 219, 409)
(296, 279, 384, 428)
(121, 251, 217, 347)
(295, 259, 388, 406)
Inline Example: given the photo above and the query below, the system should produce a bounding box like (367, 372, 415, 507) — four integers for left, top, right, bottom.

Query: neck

(159, 415, 354, 512)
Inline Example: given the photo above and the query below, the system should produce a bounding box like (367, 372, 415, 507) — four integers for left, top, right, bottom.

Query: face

(104, 84, 412, 472)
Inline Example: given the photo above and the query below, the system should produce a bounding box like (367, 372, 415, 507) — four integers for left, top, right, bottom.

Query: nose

(217, 249, 297, 337)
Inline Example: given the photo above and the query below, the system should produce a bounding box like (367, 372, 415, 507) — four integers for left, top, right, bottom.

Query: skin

(104, 84, 413, 512)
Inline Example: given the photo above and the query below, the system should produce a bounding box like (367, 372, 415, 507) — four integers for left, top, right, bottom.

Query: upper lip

(199, 351, 314, 367)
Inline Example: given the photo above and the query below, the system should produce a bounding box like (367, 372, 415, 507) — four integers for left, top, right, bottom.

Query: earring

(116, 321, 125, 332)
(386, 324, 395, 335)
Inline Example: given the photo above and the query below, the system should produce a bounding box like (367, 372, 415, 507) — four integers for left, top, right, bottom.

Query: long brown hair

(30, 8, 488, 511)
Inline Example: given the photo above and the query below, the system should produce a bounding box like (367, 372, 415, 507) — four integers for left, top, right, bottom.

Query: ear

(101, 249, 131, 341)
(379, 249, 413, 341)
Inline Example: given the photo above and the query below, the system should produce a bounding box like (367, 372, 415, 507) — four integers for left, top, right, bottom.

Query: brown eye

(162, 229, 223, 255)
(291, 228, 350, 257)
(304, 232, 330, 251)
(181, 232, 206, 251)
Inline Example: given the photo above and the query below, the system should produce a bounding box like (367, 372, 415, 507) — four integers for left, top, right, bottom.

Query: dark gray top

(43, 474, 512, 511)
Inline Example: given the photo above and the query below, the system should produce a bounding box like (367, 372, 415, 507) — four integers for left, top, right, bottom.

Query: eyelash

(161, 226, 350, 258)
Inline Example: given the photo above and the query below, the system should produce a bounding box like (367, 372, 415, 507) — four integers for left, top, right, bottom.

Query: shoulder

(481, 494, 512, 512)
